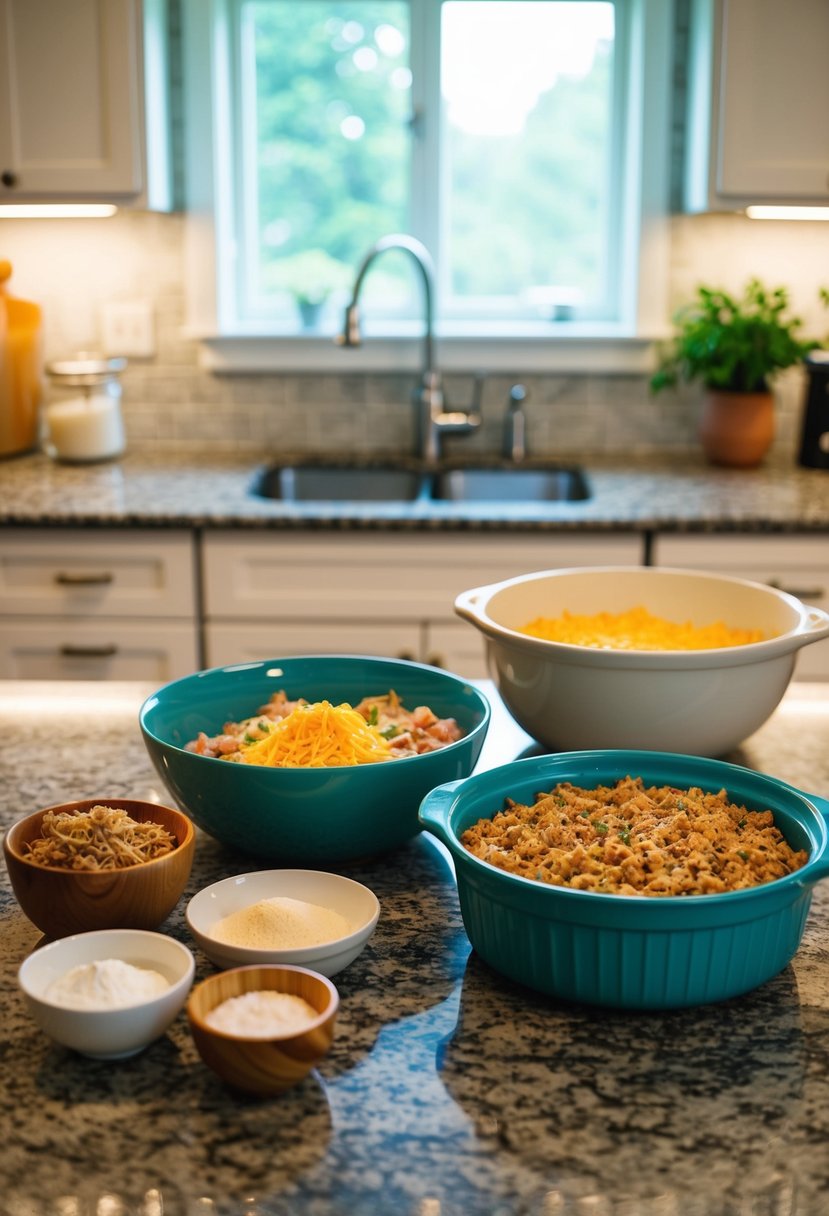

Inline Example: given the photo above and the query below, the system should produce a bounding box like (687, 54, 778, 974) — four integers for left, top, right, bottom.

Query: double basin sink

(251, 462, 590, 505)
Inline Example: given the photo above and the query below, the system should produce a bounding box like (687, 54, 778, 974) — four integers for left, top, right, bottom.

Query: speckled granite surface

(1, 448, 829, 531)
(1, 680, 829, 1215)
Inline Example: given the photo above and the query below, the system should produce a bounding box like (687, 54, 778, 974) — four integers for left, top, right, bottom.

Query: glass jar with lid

(44, 352, 127, 463)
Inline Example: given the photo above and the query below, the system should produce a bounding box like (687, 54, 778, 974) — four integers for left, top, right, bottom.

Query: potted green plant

(266, 249, 351, 330)
(651, 278, 826, 467)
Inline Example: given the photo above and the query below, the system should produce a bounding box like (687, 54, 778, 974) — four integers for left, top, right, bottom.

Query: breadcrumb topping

(460, 777, 807, 896)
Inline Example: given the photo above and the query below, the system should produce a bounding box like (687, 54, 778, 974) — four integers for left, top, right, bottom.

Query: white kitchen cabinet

(651, 534, 829, 678)
(0, 0, 171, 207)
(685, 0, 829, 210)
(0, 619, 197, 680)
(207, 621, 423, 668)
(0, 528, 199, 679)
(202, 531, 644, 678)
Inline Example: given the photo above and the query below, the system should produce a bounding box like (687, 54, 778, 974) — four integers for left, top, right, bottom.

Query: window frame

(182, 0, 674, 373)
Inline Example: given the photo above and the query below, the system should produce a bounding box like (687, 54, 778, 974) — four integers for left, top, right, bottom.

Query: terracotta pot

(699, 389, 775, 468)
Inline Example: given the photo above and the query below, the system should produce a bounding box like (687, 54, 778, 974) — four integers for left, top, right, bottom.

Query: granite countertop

(1, 679, 829, 1215)
(2, 448, 829, 531)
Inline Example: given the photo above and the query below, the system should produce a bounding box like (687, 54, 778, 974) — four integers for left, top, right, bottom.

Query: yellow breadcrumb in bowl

(518, 606, 766, 651)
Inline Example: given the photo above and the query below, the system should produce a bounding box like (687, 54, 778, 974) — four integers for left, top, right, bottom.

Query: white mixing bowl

(455, 565, 829, 756)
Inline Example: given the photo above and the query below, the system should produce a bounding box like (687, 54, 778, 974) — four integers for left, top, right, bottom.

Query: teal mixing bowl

(419, 750, 829, 1010)
(140, 655, 490, 864)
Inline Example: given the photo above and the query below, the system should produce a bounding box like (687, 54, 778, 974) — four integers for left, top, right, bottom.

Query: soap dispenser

(502, 384, 528, 462)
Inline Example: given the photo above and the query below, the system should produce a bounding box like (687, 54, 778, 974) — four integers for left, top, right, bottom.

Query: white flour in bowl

(46, 958, 170, 1010)
(210, 896, 351, 950)
(205, 989, 319, 1037)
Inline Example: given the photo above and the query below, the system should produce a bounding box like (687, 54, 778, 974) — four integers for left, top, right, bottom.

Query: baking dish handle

(418, 779, 465, 846)
(454, 584, 498, 625)
(792, 604, 829, 647)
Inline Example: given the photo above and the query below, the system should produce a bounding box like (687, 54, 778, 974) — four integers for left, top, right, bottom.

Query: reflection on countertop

(1, 680, 829, 1214)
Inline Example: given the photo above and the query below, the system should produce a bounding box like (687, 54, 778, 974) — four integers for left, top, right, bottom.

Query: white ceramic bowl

(186, 869, 380, 976)
(18, 928, 196, 1060)
(455, 565, 829, 756)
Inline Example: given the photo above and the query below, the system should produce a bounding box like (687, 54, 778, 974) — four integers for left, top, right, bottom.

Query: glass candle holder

(44, 353, 127, 463)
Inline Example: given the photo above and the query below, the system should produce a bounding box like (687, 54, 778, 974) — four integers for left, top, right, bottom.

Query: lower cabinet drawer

(205, 621, 424, 668)
(0, 619, 199, 681)
(0, 529, 196, 618)
(202, 532, 643, 620)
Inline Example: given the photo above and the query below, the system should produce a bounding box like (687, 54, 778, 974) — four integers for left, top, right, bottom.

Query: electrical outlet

(100, 300, 156, 358)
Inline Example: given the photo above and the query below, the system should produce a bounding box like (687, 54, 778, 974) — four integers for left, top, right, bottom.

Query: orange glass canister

(0, 261, 43, 457)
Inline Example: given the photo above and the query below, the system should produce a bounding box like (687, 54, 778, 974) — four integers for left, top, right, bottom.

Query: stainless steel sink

(251, 462, 590, 504)
(252, 464, 427, 503)
(432, 466, 590, 503)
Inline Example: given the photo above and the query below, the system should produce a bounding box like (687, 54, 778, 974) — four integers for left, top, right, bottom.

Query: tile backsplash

(1, 208, 823, 464)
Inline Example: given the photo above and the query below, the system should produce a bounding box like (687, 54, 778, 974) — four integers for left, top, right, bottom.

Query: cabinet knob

(1, 170, 18, 188)
(425, 652, 446, 669)
(395, 650, 416, 662)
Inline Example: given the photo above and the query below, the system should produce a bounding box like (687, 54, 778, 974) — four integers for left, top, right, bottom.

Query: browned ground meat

(460, 776, 808, 896)
(185, 689, 462, 761)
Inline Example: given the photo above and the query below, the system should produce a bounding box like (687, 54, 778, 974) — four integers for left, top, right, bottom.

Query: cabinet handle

(59, 644, 118, 658)
(767, 580, 824, 602)
(395, 650, 416, 661)
(54, 572, 114, 587)
(1, 170, 18, 188)
(425, 653, 446, 669)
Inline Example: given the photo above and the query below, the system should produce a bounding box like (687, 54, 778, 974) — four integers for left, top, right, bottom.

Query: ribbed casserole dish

(419, 750, 829, 1010)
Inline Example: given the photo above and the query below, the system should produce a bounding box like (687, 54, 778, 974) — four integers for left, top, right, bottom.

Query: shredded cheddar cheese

(518, 605, 766, 651)
(239, 700, 393, 768)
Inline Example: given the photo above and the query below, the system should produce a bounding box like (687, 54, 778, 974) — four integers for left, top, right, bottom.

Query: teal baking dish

(418, 750, 829, 1010)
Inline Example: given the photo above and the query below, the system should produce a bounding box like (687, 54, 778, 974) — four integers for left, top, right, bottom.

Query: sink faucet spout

(338, 233, 481, 462)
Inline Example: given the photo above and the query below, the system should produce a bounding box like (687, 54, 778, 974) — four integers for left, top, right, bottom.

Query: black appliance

(799, 351, 829, 469)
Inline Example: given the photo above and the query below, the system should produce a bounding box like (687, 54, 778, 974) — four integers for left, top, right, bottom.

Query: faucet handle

(447, 372, 484, 424)
(469, 372, 485, 420)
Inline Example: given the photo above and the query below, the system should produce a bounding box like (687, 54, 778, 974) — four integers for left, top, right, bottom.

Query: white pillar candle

(45, 391, 125, 462)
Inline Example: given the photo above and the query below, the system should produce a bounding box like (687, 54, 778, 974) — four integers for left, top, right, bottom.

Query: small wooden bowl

(187, 964, 339, 1096)
(2, 798, 196, 940)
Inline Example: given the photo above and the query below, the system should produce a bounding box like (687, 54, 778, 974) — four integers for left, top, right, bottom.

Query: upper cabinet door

(685, 0, 829, 210)
(0, 0, 143, 199)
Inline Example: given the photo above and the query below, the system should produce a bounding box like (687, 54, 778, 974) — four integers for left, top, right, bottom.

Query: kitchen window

(183, 0, 672, 372)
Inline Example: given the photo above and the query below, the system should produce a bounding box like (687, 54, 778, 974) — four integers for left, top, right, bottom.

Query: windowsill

(191, 326, 664, 376)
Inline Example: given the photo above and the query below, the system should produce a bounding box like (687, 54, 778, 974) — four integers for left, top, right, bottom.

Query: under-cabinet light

(0, 203, 118, 218)
(746, 205, 829, 221)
